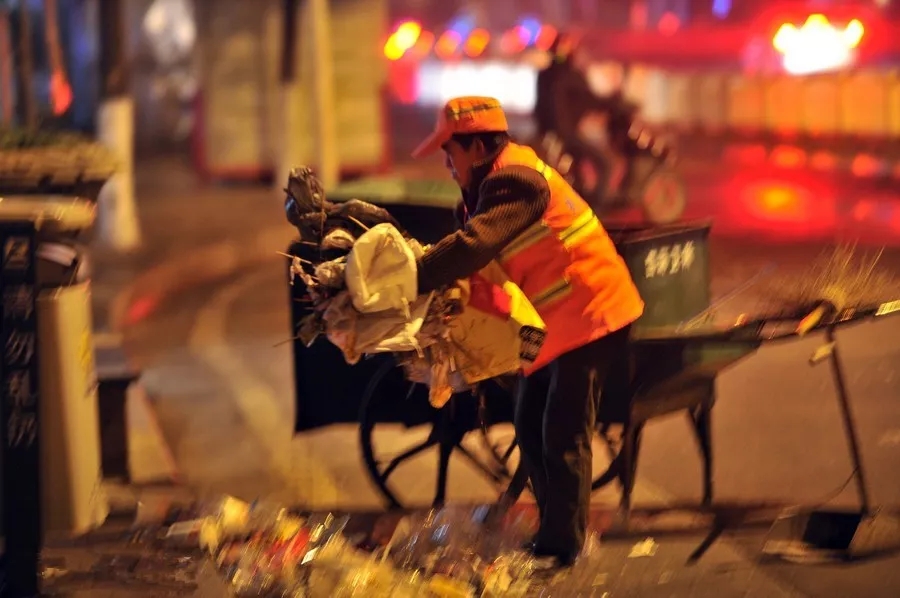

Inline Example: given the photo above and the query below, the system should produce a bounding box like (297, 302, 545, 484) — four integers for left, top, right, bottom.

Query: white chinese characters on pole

(5, 370, 35, 409)
(644, 241, 696, 278)
(5, 329, 35, 366)
(3, 235, 32, 270)
(7, 411, 37, 448)
(3, 285, 35, 320)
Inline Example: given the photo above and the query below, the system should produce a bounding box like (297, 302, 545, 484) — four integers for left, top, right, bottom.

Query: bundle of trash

(283, 167, 548, 407)
(166, 496, 555, 597)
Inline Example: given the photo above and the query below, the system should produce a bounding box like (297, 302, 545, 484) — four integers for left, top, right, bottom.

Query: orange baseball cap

(411, 96, 510, 158)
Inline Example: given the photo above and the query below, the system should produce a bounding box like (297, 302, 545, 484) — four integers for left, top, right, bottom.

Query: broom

(756, 244, 900, 560)
(755, 243, 897, 334)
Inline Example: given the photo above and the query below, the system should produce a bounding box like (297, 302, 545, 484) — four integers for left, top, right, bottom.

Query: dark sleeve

(453, 200, 467, 230)
(416, 165, 551, 294)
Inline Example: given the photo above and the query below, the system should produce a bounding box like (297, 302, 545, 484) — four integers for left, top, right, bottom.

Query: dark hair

(451, 131, 510, 153)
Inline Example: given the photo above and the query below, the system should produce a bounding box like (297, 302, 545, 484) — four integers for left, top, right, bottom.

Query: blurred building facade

(11, 0, 196, 156)
(28, 0, 897, 168)
(390, 0, 898, 30)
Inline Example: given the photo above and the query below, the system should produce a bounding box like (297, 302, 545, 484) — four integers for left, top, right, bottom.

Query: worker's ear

(472, 137, 487, 158)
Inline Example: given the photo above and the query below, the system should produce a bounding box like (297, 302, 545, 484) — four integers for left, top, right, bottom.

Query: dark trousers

(513, 325, 631, 557)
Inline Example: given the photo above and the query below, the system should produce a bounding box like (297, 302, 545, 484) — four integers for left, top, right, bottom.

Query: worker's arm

(416, 165, 550, 294)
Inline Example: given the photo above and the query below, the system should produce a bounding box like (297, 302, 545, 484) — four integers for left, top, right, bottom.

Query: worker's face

(441, 138, 486, 189)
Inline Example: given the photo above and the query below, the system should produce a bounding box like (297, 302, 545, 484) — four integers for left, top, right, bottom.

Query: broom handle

(825, 325, 871, 514)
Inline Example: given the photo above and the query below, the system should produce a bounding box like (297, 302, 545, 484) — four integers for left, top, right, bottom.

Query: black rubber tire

(358, 360, 491, 510)
(358, 359, 425, 510)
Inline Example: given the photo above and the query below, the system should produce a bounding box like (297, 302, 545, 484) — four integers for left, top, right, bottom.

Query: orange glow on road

(729, 173, 839, 240)
(770, 145, 807, 169)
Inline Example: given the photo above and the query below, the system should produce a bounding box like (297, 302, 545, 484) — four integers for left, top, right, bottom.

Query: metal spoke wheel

(359, 360, 514, 510)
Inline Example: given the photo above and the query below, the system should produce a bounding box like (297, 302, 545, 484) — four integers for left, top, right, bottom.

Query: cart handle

(795, 304, 829, 337)
(762, 298, 900, 342)
(639, 298, 900, 345)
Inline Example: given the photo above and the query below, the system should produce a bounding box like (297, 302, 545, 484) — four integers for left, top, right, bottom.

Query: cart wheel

(359, 360, 511, 510)
(637, 166, 687, 225)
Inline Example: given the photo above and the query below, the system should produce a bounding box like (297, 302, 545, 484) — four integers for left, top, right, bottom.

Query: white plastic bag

(345, 223, 421, 314)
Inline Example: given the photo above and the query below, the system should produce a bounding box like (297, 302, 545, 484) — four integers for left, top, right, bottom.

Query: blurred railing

(630, 67, 900, 155)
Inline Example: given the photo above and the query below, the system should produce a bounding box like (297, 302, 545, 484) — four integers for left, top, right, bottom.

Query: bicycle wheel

(359, 360, 512, 510)
(636, 165, 687, 225)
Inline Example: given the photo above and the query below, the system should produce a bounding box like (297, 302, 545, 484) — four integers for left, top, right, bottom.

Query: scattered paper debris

(628, 537, 659, 558)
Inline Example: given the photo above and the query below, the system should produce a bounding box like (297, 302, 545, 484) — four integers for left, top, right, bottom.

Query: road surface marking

(879, 430, 900, 447)
(189, 266, 343, 507)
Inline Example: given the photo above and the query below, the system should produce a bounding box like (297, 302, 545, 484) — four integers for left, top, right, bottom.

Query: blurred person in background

(411, 96, 644, 568)
(534, 31, 623, 199)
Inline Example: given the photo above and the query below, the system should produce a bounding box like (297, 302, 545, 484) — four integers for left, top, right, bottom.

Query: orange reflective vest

(493, 142, 645, 374)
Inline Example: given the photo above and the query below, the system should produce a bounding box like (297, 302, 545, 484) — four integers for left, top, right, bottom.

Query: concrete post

(96, 0, 141, 252)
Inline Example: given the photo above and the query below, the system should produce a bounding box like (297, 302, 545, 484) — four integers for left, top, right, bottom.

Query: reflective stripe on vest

(529, 278, 572, 308)
(498, 159, 602, 309)
(498, 204, 602, 261)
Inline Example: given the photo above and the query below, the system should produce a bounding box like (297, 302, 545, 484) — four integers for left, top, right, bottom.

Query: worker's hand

(796, 304, 828, 336)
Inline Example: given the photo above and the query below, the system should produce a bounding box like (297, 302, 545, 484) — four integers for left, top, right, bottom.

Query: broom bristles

(756, 243, 897, 314)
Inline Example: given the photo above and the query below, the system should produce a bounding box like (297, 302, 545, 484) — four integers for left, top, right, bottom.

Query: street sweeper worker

(411, 96, 644, 567)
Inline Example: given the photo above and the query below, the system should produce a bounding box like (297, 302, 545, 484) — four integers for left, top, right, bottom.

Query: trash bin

(1, 195, 109, 546)
(606, 220, 713, 330)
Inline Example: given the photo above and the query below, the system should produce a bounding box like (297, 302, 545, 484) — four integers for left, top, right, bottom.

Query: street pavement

(81, 155, 900, 595)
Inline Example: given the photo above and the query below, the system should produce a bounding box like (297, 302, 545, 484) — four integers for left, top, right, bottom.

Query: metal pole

(96, 0, 142, 251)
(0, 8, 13, 125)
(277, 0, 302, 191)
(281, 0, 299, 83)
(306, 0, 339, 189)
(824, 326, 871, 514)
(14, 1, 37, 129)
